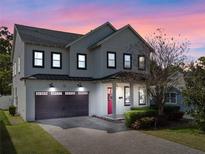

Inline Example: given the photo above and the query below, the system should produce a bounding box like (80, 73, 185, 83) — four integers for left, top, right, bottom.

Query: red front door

(107, 87, 112, 114)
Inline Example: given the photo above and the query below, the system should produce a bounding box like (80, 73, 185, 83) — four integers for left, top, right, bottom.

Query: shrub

(130, 107, 151, 110)
(150, 104, 180, 114)
(131, 117, 155, 129)
(124, 109, 157, 127)
(155, 115, 168, 127)
(164, 105, 180, 114)
(166, 111, 184, 121)
(9, 105, 16, 116)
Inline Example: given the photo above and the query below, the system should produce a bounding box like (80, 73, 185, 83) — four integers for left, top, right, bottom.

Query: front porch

(97, 72, 149, 119)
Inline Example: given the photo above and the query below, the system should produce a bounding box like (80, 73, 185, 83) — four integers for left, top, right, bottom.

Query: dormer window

(138, 55, 146, 70)
(123, 53, 132, 69)
(107, 52, 116, 68)
(33, 50, 44, 68)
(51, 52, 62, 69)
(77, 53, 87, 69)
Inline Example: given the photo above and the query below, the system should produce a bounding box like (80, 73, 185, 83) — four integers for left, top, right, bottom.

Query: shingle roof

(15, 24, 83, 47)
(20, 74, 93, 81)
(88, 24, 154, 52)
(20, 72, 147, 82)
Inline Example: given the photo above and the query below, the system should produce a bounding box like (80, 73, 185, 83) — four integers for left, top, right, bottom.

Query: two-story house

(12, 22, 153, 121)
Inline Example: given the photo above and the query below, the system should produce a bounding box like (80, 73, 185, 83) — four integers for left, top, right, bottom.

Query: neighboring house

(12, 22, 153, 121)
(150, 72, 187, 111)
(165, 72, 187, 111)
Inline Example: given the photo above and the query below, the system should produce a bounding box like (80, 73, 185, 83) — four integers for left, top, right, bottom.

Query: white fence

(0, 95, 12, 109)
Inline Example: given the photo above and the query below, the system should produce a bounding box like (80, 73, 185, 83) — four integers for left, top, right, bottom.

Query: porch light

(49, 83, 56, 91)
(77, 82, 85, 91)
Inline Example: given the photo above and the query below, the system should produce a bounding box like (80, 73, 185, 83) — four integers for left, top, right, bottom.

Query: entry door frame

(107, 87, 112, 114)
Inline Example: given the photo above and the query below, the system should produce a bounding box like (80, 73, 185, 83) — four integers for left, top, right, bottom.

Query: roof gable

(65, 22, 116, 48)
(89, 24, 154, 52)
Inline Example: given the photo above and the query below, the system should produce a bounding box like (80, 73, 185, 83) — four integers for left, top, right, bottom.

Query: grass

(0, 110, 70, 154)
(143, 120, 205, 152)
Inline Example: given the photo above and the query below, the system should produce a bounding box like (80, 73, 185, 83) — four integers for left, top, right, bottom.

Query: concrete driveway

(38, 117, 204, 154)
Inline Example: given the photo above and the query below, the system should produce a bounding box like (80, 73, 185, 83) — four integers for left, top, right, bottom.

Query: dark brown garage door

(35, 91, 89, 120)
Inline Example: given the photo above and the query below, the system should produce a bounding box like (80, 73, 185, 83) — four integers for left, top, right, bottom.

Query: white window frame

(165, 92, 177, 104)
(18, 57, 20, 73)
(138, 88, 146, 105)
(13, 62, 16, 76)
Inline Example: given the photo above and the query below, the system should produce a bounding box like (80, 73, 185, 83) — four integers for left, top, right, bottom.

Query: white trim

(165, 92, 177, 104)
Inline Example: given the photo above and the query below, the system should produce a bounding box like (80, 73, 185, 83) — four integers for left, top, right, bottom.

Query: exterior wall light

(49, 83, 56, 91)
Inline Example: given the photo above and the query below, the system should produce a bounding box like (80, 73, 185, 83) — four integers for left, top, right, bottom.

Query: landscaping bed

(0, 110, 69, 154)
(125, 105, 184, 129)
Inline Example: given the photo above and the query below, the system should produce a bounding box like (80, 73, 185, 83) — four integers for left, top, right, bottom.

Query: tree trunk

(158, 104, 164, 115)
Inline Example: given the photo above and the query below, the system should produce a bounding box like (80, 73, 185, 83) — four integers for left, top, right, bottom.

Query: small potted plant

(9, 105, 16, 116)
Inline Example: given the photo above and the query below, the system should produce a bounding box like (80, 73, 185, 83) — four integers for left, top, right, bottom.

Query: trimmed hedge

(150, 104, 180, 114)
(124, 108, 157, 127)
(131, 117, 155, 129)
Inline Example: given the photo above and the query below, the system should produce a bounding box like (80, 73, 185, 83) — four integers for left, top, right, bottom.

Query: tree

(145, 28, 189, 115)
(0, 26, 13, 95)
(183, 57, 205, 131)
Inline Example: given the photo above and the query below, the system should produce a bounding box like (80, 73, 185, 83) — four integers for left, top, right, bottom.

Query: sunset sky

(1, 0, 204, 59)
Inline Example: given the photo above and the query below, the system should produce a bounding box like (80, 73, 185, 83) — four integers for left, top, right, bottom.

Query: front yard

(0, 110, 69, 154)
(143, 120, 205, 152)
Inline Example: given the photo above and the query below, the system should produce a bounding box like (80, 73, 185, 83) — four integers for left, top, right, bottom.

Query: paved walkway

(38, 117, 204, 154)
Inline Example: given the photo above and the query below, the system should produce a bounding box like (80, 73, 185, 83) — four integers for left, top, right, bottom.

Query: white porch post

(112, 82, 117, 118)
(130, 83, 134, 107)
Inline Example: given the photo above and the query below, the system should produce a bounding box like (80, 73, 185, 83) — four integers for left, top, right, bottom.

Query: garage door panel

(35, 91, 89, 120)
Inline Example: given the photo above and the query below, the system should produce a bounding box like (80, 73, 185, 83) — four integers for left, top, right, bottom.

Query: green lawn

(0, 110, 70, 154)
(143, 121, 205, 152)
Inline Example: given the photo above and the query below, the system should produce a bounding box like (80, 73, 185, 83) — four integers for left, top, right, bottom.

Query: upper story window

(33, 50, 44, 68)
(51, 52, 62, 69)
(123, 53, 132, 69)
(138, 55, 146, 70)
(165, 93, 177, 104)
(77, 53, 87, 69)
(18, 57, 20, 73)
(107, 52, 116, 68)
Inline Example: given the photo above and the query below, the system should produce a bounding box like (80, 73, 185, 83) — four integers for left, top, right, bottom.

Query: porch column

(112, 82, 117, 118)
(130, 83, 134, 107)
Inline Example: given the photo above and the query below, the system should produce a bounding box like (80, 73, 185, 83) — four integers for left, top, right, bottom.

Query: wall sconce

(49, 83, 56, 91)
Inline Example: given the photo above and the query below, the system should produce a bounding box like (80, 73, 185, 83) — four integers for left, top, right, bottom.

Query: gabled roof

(15, 24, 83, 47)
(65, 22, 116, 48)
(88, 24, 154, 52)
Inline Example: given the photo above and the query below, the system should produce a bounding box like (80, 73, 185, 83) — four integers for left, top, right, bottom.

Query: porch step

(92, 115, 125, 123)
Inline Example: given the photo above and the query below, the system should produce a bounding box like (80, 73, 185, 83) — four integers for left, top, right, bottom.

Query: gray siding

(12, 32, 26, 119)
(93, 28, 150, 78)
(24, 44, 69, 76)
(69, 25, 115, 77)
